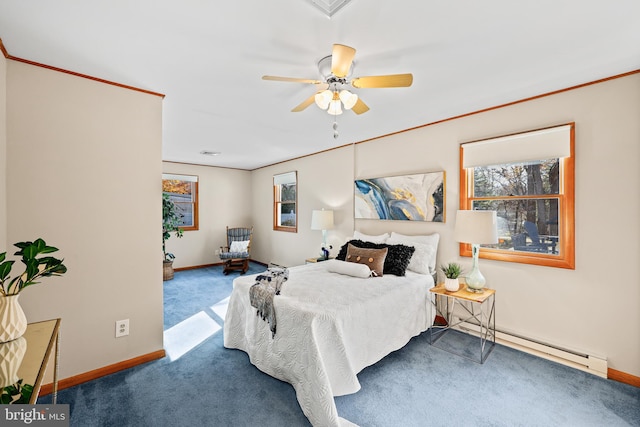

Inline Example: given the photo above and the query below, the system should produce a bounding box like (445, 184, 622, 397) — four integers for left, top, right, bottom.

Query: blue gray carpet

(44, 263, 640, 426)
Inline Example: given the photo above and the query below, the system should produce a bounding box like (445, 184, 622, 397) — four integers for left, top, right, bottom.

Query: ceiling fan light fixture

(327, 99, 343, 115)
(339, 89, 358, 110)
(263, 43, 411, 136)
(314, 89, 332, 109)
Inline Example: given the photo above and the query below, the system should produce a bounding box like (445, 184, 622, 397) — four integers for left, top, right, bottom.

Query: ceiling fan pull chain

(333, 119, 339, 139)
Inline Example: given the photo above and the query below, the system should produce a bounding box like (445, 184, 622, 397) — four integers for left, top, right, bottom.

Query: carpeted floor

(44, 263, 640, 426)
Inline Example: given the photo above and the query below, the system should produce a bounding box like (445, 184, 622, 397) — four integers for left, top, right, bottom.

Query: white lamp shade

(311, 209, 334, 230)
(327, 99, 343, 115)
(314, 90, 332, 109)
(454, 210, 498, 244)
(339, 90, 358, 109)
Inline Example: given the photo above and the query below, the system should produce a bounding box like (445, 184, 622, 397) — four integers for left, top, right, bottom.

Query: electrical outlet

(115, 319, 129, 338)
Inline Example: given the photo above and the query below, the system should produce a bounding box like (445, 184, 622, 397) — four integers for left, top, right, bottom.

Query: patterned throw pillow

(230, 240, 250, 253)
(345, 244, 388, 277)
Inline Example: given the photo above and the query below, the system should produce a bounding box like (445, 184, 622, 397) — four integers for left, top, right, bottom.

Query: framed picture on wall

(354, 171, 445, 222)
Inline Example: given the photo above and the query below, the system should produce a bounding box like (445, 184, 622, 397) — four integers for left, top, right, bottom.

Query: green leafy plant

(0, 238, 67, 296)
(1, 379, 33, 404)
(440, 262, 463, 279)
(163, 193, 184, 262)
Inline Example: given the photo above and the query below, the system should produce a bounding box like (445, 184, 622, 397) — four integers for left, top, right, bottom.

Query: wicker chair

(219, 226, 253, 275)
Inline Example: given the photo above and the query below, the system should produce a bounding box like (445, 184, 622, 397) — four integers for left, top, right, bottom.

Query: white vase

(0, 336, 27, 388)
(444, 277, 460, 292)
(0, 294, 28, 343)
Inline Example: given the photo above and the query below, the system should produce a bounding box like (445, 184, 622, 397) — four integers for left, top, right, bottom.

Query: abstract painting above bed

(354, 171, 445, 222)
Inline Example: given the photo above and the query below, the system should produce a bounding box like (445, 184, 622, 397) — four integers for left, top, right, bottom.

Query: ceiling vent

(305, 0, 354, 17)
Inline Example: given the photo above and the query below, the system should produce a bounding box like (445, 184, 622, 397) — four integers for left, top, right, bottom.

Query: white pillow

(388, 232, 440, 273)
(229, 240, 250, 253)
(387, 238, 434, 275)
(353, 230, 390, 244)
(325, 259, 372, 278)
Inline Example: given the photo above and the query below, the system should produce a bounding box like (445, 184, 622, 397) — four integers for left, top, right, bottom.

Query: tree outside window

(274, 172, 297, 232)
(472, 159, 560, 248)
(162, 173, 199, 231)
(460, 124, 574, 269)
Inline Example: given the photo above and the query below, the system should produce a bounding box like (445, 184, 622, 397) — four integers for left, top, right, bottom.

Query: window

(273, 171, 297, 232)
(459, 124, 575, 269)
(162, 173, 199, 231)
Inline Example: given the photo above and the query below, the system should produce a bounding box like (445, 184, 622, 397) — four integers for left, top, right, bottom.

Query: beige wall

(251, 146, 356, 267)
(6, 61, 164, 379)
(355, 74, 640, 376)
(252, 73, 640, 377)
(162, 162, 252, 269)
(0, 53, 6, 248)
(3, 52, 637, 384)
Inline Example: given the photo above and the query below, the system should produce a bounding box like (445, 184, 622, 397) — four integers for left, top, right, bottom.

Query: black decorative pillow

(336, 240, 356, 261)
(384, 243, 415, 276)
(337, 239, 415, 276)
(345, 244, 388, 277)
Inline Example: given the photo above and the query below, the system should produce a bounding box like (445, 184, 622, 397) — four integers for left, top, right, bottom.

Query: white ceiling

(1, 1, 639, 170)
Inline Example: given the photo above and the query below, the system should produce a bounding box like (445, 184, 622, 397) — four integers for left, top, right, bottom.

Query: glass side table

(0, 318, 61, 404)
(429, 284, 495, 363)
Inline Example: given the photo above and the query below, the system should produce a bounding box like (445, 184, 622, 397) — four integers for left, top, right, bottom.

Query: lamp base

(466, 268, 485, 293)
(466, 243, 486, 293)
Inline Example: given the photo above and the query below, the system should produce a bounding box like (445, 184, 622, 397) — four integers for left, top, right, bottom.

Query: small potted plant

(163, 193, 184, 281)
(0, 238, 67, 342)
(440, 262, 463, 292)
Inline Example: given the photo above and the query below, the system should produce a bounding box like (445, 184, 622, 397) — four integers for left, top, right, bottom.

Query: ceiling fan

(262, 44, 413, 116)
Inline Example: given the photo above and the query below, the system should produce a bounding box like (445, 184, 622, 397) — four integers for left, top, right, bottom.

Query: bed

(223, 234, 438, 427)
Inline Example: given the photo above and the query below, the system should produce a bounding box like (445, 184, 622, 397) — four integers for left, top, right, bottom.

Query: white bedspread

(223, 262, 434, 427)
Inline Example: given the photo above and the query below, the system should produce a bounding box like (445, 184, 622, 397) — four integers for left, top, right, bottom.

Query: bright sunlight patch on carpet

(211, 296, 229, 320)
(164, 311, 221, 361)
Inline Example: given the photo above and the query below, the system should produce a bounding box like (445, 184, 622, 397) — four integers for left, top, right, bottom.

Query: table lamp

(453, 210, 498, 293)
(311, 209, 334, 259)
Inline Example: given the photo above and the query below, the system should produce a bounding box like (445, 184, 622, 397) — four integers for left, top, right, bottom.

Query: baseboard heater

(452, 320, 608, 378)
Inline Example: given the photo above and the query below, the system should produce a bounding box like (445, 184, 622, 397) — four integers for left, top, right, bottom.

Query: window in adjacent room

(459, 123, 575, 269)
(162, 173, 199, 231)
(273, 171, 297, 232)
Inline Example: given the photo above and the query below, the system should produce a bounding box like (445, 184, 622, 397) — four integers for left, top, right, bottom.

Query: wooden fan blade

(351, 73, 413, 88)
(291, 84, 329, 112)
(291, 94, 316, 112)
(351, 98, 370, 115)
(331, 44, 356, 78)
(262, 75, 323, 84)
